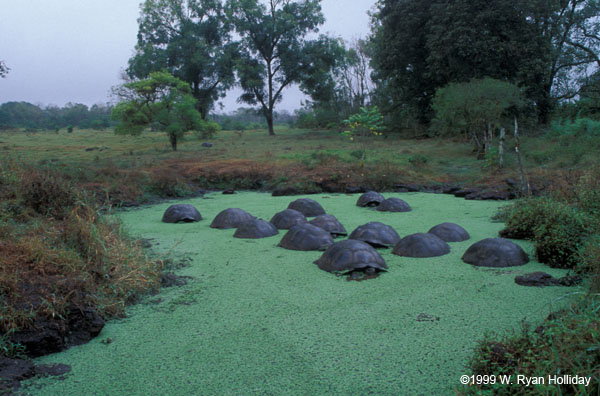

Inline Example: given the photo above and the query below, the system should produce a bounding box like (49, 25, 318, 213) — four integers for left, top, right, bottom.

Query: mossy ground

(25, 192, 574, 395)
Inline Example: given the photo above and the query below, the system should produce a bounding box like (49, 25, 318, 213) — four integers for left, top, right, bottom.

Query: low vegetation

(0, 159, 162, 356)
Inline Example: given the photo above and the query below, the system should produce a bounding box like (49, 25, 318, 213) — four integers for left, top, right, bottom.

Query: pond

(27, 192, 573, 395)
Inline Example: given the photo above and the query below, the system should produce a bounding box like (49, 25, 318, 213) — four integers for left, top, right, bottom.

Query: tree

(431, 78, 524, 157)
(128, 0, 238, 119)
(370, 0, 600, 126)
(227, 0, 330, 135)
(111, 71, 203, 151)
(0, 61, 9, 78)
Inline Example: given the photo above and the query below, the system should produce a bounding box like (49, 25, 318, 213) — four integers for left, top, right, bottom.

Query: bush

(549, 117, 600, 137)
(20, 169, 76, 219)
(67, 125, 74, 133)
(408, 154, 428, 167)
(195, 120, 221, 139)
(501, 198, 589, 268)
(460, 298, 600, 396)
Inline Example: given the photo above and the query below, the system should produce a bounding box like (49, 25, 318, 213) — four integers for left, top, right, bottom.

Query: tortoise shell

(392, 233, 450, 257)
(428, 222, 470, 242)
(348, 222, 401, 248)
(462, 238, 529, 267)
(308, 214, 347, 237)
(287, 198, 326, 217)
(376, 198, 412, 212)
(278, 223, 334, 251)
(270, 209, 307, 230)
(210, 208, 255, 229)
(314, 240, 388, 273)
(162, 204, 202, 223)
(356, 191, 385, 207)
(233, 219, 279, 239)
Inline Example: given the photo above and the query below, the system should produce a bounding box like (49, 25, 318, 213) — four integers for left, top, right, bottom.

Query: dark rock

(222, 189, 235, 195)
(10, 318, 64, 357)
(161, 204, 202, 223)
(345, 186, 363, 194)
(0, 357, 35, 381)
(233, 219, 279, 239)
(270, 209, 307, 229)
(272, 186, 299, 196)
(84, 147, 99, 152)
(34, 363, 71, 377)
(308, 214, 347, 237)
(118, 200, 139, 208)
(314, 240, 387, 274)
(287, 198, 326, 217)
(454, 188, 479, 198)
(160, 272, 189, 288)
(462, 238, 529, 268)
(201, 142, 213, 147)
(210, 208, 255, 229)
(278, 223, 334, 251)
(557, 274, 583, 286)
(317, 181, 342, 193)
(349, 222, 401, 248)
(356, 191, 385, 207)
(514, 272, 559, 287)
(428, 222, 470, 242)
(393, 183, 420, 192)
(376, 197, 412, 212)
(66, 307, 105, 347)
(442, 185, 462, 194)
(392, 233, 451, 258)
(498, 228, 532, 240)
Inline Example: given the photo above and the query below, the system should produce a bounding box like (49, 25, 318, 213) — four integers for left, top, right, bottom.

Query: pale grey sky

(0, 0, 376, 113)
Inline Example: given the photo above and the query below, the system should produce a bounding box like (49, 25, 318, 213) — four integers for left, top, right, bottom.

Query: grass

(24, 192, 574, 395)
(2, 124, 599, 204)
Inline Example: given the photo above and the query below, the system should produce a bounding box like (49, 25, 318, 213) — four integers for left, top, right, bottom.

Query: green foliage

(501, 197, 590, 268)
(549, 117, 600, 137)
(195, 120, 222, 139)
(112, 71, 203, 151)
(228, 0, 332, 135)
(342, 106, 385, 163)
(0, 330, 25, 358)
(67, 125, 74, 133)
(408, 154, 428, 167)
(0, 60, 9, 78)
(128, 0, 237, 119)
(431, 78, 523, 138)
(370, 0, 600, 125)
(460, 298, 600, 396)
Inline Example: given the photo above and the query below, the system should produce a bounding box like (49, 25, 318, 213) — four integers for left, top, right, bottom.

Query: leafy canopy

(431, 78, 524, 137)
(128, 0, 238, 119)
(111, 71, 203, 150)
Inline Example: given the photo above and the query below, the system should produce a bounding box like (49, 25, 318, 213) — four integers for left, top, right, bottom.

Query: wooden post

(498, 127, 505, 168)
(513, 117, 530, 195)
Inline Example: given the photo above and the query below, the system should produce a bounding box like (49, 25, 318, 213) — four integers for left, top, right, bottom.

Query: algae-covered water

(26, 192, 573, 395)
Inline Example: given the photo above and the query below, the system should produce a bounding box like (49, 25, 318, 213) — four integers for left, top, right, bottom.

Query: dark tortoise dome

(349, 222, 401, 248)
(462, 238, 529, 267)
(278, 223, 334, 251)
(308, 214, 347, 237)
(376, 198, 412, 212)
(392, 233, 450, 258)
(356, 191, 385, 207)
(287, 198, 326, 217)
(428, 222, 470, 242)
(270, 209, 307, 230)
(210, 208, 255, 229)
(314, 240, 388, 273)
(233, 219, 279, 239)
(162, 204, 202, 223)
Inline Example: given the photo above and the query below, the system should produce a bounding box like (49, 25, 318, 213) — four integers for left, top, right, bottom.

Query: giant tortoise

(162, 204, 202, 223)
(278, 223, 334, 251)
(210, 208, 255, 229)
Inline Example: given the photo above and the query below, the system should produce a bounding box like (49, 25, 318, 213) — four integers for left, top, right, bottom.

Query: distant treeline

(0, 102, 114, 130)
(0, 101, 298, 131)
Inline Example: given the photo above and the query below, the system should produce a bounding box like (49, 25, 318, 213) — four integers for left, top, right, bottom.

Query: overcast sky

(0, 0, 376, 113)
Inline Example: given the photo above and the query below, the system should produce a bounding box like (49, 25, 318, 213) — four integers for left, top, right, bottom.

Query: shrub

(460, 298, 600, 396)
(500, 198, 590, 268)
(577, 235, 600, 292)
(20, 168, 75, 219)
(195, 119, 221, 139)
(408, 154, 428, 167)
(67, 125, 74, 133)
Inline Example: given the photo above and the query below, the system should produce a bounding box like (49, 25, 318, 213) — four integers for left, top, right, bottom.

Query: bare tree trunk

(498, 127, 505, 168)
(513, 117, 529, 195)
